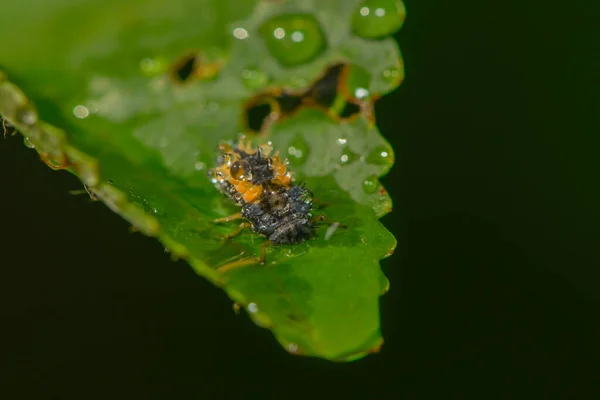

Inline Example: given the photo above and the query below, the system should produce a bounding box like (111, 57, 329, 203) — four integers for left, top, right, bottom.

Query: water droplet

(73, 105, 89, 119)
(352, 0, 406, 39)
(382, 65, 404, 85)
(140, 56, 168, 76)
(339, 150, 358, 164)
(248, 302, 259, 313)
(288, 146, 302, 158)
(23, 137, 34, 148)
(241, 67, 269, 90)
(149, 202, 165, 216)
(363, 176, 379, 194)
(355, 88, 369, 99)
(194, 161, 206, 171)
(287, 135, 309, 165)
(344, 64, 371, 101)
(233, 27, 249, 40)
(259, 14, 327, 66)
(287, 343, 300, 353)
(366, 145, 393, 165)
(338, 138, 347, 145)
(17, 108, 37, 125)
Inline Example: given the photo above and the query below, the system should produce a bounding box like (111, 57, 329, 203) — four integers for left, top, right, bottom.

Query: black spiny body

(211, 138, 315, 245)
(242, 183, 314, 245)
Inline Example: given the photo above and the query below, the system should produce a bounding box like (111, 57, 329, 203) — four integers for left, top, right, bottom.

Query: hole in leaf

(339, 101, 361, 119)
(171, 53, 198, 83)
(246, 102, 272, 132)
(306, 63, 345, 108)
(276, 93, 303, 114)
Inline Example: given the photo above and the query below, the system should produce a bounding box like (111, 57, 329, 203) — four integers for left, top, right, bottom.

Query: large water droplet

(366, 145, 393, 165)
(352, 0, 406, 39)
(259, 14, 327, 66)
(287, 135, 310, 165)
(242, 67, 270, 90)
(363, 175, 379, 194)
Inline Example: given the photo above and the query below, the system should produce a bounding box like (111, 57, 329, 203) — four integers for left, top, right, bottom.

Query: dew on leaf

(242, 67, 270, 90)
(148, 200, 165, 216)
(17, 107, 37, 125)
(258, 14, 326, 66)
(344, 64, 371, 101)
(352, 0, 406, 39)
(363, 176, 379, 194)
(73, 105, 89, 119)
(232, 27, 249, 40)
(339, 150, 358, 164)
(23, 136, 34, 148)
(287, 343, 300, 354)
(286, 135, 309, 165)
(382, 65, 403, 85)
(366, 145, 392, 165)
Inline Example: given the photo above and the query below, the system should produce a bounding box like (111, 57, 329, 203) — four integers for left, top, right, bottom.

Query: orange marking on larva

(232, 180, 253, 195)
(274, 164, 286, 176)
(273, 175, 292, 187)
(237, 136, 256, 154)
(243, 186, 262, 203)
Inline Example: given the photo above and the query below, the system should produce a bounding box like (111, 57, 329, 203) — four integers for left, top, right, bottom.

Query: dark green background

(1, 0, 599, 398)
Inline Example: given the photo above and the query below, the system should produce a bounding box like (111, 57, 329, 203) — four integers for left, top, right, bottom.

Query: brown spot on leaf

(170, 51, 223, 84)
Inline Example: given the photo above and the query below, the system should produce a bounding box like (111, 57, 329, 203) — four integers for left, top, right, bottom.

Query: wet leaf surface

(0, 0, 404, 360)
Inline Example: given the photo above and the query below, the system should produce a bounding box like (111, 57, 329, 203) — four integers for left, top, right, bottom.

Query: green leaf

(0, 0, 404, 361)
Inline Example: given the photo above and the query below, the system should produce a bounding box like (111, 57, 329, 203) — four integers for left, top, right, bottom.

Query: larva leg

(225, 222, 252, 240)
(212, 212, 243, 224)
